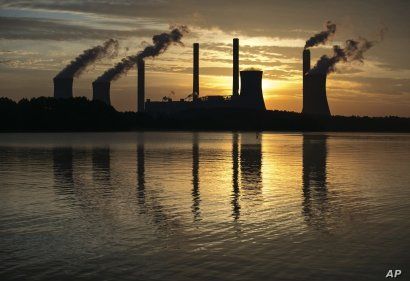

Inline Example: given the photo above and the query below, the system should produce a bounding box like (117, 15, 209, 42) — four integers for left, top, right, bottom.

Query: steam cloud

(55, 39, 119, 79)
(305, 21, 336, 49)
(310, 37, 377, 74)
(95, 26, 189, 83)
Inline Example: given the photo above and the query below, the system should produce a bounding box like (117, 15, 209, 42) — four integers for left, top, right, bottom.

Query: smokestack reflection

(92, 147, 111, 182)
(231, 132, 240, 220)
(191, 133, 201, 221)
(137, 137, 145, 206)
(302, 134, 328, 229)
(53, 147, 74, 190)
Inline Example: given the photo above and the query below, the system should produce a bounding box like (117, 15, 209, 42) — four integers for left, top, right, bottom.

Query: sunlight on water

(0, 132, 409, 280)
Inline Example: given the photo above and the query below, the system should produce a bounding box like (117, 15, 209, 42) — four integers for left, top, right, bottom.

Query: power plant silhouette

(53, 38, 332, 116)
(302, 49, 330, 116)
(144, 38, 266, 113)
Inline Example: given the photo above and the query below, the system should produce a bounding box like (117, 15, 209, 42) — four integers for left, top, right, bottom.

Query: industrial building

(56, 37, 332, 116)
(302, 49, 331, 116)
(144, 38, 266, 113)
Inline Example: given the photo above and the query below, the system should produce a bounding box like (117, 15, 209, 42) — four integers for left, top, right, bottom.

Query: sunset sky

(0, 0, 409, 116)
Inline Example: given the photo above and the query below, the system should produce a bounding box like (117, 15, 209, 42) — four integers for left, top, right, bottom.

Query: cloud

(0, 16, 161, 40)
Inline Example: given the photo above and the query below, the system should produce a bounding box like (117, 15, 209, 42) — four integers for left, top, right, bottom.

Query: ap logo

(386, 269, 402, 278)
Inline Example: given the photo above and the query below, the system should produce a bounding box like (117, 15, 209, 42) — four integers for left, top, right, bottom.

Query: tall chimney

(233, 38, 239, 96)
(193, 43, 199, 101)
(137, 59, 145, 112)
(92, 81, 111, 105)
(302, 49, 311, 114)
(239, 70, 266, 110)
(53, 77, 73, 99)
(303, 49, 310, 75)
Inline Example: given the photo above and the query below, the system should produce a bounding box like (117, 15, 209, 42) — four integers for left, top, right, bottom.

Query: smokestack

(137, 59, 145, 112)
(193, 43, 199, 101)
(239, 70, 266, 110)
(92, 81, 111, 105)
(233, 38, 239, 96)
(303, 49, 311, 75)
(302, 73, 330, 116)
(53, 77, 73, 99)
(302, 49, 310, 114)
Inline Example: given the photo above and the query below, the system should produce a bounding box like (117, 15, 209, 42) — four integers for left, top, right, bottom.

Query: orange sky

(0, 0, 409, 116)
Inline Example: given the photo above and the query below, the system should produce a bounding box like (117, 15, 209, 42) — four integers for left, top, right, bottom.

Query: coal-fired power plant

(92, 81, 111, 105)
(145, 38, 266, 113)
(302, 49, 331, 116)
(53, 77, 73, 99)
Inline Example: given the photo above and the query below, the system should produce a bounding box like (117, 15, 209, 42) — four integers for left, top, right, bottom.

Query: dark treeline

(1, 97, 409, 132)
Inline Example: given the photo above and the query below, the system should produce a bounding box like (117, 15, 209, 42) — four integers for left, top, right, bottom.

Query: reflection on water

(231, 133, 240, 221)
(302, 134, 328, 229)
(92, 147, 110, 182)
(191, 133, 201, 221)
(1, 132, 409, 281)
(240, 133, 263, 191)
(53, 147, 74, 189)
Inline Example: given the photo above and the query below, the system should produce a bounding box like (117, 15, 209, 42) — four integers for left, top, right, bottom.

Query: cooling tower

(233, 38, 239, 96)
(239, 70, 266, 110)
(137, 59, 145, 112)
(53, 77, 73, 99)
(302, 49, 331, 116)
(303, 73, 331, 116)
(92, 81, 111, 105)
(193, 43, 199, 101)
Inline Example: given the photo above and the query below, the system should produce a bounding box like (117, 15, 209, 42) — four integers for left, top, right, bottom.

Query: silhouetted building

(232, 38, 239, 96)
(302, 49, 331, 116)
(92, 81, 111, 105)
(53, 77, 73, 99)
(193, 43, 199, 101)
(138, 59, 145, 112)
(239, 70, 266, 110)
(145, 38, 266, 114)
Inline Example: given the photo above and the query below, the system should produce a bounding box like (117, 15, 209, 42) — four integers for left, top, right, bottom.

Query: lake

(0, 132, 409, 280)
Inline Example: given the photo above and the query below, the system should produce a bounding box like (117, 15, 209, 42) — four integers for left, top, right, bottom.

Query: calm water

(0, 132, 409, 281)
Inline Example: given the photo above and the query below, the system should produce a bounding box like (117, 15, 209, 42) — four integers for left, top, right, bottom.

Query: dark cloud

(0, 17, 160, 40)
(2, 0, 409, 38)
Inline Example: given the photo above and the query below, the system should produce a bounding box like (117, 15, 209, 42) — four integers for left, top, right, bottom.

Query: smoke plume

(309, 37, 376, 74)
(95, 26, 189, 83)
(305, 21, 336, 49)
(55, 39, 119, 79)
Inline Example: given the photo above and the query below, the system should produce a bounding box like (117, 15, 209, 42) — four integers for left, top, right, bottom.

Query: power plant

(50, 21, 386, 118)
(302, 49, 331, 116)
(144, 38, 266, 113)
(54, 39, 333, 116)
